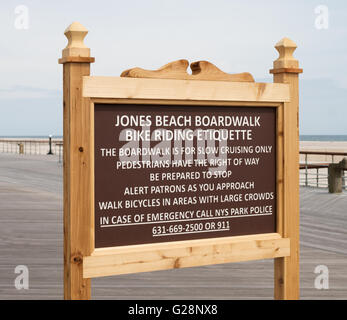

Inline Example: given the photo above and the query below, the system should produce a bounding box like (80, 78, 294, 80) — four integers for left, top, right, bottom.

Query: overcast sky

(0, 0, 346, 136)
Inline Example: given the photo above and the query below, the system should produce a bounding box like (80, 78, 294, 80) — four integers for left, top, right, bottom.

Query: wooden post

(328, 158, 347, 193)
(270, 38, 302, 300)
(59, 22, 95, 300)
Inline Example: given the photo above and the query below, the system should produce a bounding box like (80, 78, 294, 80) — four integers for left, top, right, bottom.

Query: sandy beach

(300, 141, 347, 162)
(300, 141, 347, 188)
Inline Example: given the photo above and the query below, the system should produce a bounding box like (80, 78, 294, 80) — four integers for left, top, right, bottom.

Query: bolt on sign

(59, 22, 302, 300)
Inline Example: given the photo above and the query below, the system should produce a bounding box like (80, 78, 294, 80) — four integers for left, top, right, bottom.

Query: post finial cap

(273, 37, 299, 69)
(62, 22, 90, 58)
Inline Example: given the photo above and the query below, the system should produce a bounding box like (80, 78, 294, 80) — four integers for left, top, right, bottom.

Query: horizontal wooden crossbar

(82, 76, 290, 103)
(83, 233, 290, 278)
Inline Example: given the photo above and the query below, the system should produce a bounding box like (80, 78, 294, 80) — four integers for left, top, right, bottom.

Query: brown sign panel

(94, 104, 276, 248)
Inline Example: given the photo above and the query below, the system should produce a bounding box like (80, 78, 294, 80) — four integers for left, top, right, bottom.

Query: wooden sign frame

(59, 22, 302, 300)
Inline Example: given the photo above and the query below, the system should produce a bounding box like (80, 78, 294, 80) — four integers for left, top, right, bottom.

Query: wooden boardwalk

(0, 153, 346, 299)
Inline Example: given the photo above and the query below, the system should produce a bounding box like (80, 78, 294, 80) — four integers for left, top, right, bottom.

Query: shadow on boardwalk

(0, 153, 346, 299)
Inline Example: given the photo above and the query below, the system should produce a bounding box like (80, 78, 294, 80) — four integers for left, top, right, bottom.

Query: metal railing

(56, 142, 63, 163)
(1, 141, 345, 187)
(0, 138, 63, 156)
(300, 151, 347, 190)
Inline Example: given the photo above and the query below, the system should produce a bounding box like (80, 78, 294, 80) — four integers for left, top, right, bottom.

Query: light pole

(47, 134, 53, 155)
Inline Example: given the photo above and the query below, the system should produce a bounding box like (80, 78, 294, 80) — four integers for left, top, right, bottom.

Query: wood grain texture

(60, 22, 94, 300)
(85, 99, 287, 280)
(61, 22, 90, 58)
(59, 57, 95, 64)
(121, 59, 254, 82)
(62, 62, 93, 300)
(90, 98, 281, 107)
(270, 68, 303, 74)
(83, 76, 290, 102)
(83, 234, 290, 278)
(271, 38, 302, 300)
(276, 104, 284, 237)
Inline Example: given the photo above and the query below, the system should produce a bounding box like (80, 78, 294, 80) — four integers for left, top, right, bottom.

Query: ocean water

(0, 136, 63, 139)
(1, 135, 347, 141)
(300, 135, 347, 141)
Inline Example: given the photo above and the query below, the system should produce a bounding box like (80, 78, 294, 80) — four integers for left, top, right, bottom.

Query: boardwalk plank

(0, 153, 346, 299)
